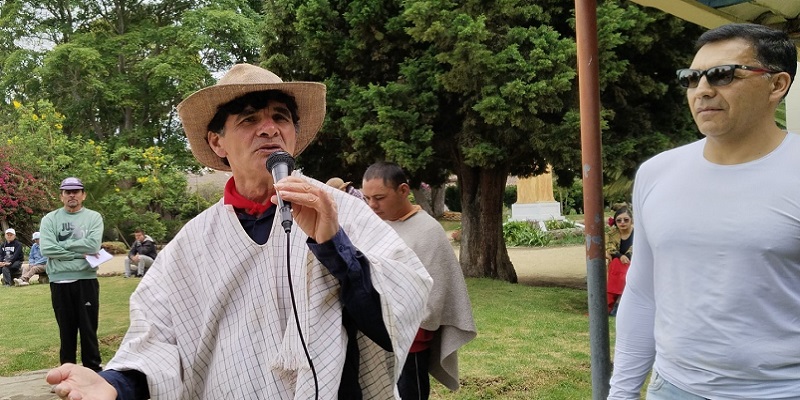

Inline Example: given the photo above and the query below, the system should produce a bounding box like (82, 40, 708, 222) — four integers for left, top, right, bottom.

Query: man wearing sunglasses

(609, 23, 799, 399)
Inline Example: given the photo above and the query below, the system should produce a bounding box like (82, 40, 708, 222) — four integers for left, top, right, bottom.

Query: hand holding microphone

(267, 151, 295, 233)
(268, 151, 339, 242)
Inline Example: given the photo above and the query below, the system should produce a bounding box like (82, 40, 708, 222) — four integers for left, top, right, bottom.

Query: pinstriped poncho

(105, 177, 433, 399)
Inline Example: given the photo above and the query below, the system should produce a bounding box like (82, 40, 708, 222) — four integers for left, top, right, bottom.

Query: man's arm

(46, 364, 117, 400)
(140, 240, 157, 258)
(608, 181, 657, 399)
(39, 215, 83, 260)
(99, 369, 150, 400)
(65, 212, 104, 255)
(128, 242, 139, 259)
(48, 365, 149, 400)
(28, 246, 47, 266)
(308, 229, 392, 351)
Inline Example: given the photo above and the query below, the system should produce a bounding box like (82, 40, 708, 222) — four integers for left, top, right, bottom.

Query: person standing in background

(363, 161, 477, 400)
(40, 177, 105, 372)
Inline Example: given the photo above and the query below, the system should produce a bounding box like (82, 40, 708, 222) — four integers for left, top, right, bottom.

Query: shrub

(503, 221, 552, 247)
(102, 241, 128, 255)
(545, 219, 576, 230)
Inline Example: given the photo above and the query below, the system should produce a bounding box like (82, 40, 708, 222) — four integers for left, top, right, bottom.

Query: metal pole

(575, 0, 611, 398)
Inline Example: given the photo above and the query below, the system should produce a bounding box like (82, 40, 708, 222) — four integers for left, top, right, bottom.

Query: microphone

(267, 151, 296, 233)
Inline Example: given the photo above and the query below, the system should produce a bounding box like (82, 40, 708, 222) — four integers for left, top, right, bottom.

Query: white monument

(510, 167, 564, 222)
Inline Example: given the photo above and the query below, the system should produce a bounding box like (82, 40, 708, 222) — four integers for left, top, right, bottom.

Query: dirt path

(453, 245, 588, 289)
(507, 245, 588, 289)
(94, 247, 591, 288)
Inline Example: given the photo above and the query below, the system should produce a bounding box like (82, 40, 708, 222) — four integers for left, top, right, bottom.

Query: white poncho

(106, 178, 433, 399)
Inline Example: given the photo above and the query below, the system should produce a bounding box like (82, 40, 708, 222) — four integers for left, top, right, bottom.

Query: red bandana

(223, 178, 272, 216)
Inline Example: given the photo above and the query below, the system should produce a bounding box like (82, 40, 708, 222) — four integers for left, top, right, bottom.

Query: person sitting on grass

(14, 232, 48, 286)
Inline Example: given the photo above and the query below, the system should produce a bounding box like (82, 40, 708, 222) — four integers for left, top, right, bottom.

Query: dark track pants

(50, 279, 102, 371)
(1, 261, 21, 285)
(398, 348, 431, 400)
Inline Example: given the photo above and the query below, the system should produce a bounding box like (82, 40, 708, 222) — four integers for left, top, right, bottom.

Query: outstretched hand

(273, 177, 338, 243)
(46, 364, 116, 400)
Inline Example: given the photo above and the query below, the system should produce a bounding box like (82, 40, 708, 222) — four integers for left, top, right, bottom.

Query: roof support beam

(630, 0, 744, 28)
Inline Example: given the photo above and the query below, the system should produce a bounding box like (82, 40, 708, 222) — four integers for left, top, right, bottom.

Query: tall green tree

(262, 0, 703, 282)
(1, 99, 200, 242)
(0, 0, 264, 169)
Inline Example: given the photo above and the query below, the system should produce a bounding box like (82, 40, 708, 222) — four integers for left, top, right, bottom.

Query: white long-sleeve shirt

(609, 133, 800, 399)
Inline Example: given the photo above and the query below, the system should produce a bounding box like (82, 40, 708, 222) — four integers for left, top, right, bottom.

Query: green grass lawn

(0, 277, 137, 375)
(0, 276, 614, 399)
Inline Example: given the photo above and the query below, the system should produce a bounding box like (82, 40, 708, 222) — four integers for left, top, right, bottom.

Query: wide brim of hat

(177, 82, 326, 171)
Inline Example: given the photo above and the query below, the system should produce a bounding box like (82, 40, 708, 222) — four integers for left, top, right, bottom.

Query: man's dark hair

(206, 90, 301, 167)
(133, 229, 145, 235)
(363, 162, 408, 189)
(696, 23, 797, 86)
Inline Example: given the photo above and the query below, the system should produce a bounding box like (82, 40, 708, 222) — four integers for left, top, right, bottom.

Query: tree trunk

(411, 188, 433, 216)
(431, 185, 446, 218)
(412, 184, 446, 218)
(457, 164, 517, 282)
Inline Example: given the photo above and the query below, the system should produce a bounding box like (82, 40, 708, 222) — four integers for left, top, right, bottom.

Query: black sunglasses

(676, 64, 779, 89)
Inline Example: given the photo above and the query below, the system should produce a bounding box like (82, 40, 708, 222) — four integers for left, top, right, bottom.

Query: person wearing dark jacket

(1, 228, 24, 286)
(123, 229, 157, 278)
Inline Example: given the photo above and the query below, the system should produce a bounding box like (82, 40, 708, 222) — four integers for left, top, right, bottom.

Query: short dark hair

(206, 90, 301, 167)
(363, 162, 408, 190)
(696, 23, 797, 88)
(133, 229, 145, 235)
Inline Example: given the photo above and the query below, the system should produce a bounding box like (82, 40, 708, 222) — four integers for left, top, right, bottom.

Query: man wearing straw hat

(47, 64, 433, 399)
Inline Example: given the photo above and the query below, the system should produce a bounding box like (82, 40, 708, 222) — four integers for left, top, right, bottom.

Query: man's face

(4, 233, 15, 242)
(686, 38, 776, 141)
(60, 189, 86, 211)
(207, 100, 297, 178)
(134, 232, 144, 242)
(362, 178, 409, 221)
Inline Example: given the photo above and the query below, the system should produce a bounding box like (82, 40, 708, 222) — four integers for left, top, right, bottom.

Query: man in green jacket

(40, 177, 105, 372)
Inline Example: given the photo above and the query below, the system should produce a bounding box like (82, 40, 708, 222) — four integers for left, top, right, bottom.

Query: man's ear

(207, 131, 227, 158)
(769, 72, 792, 102)
(398, 182, 411, 196)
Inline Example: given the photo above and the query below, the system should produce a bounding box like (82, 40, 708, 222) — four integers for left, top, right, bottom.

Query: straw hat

(177, 64, 327, 171)
(325, 177, 351, 191)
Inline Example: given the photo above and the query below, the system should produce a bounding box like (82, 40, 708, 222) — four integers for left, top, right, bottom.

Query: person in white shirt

(609, 23, 800, 399)
(45, 64, 432, 400)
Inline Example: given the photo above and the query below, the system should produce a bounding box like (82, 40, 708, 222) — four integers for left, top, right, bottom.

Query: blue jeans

(647, 370, 709, 400)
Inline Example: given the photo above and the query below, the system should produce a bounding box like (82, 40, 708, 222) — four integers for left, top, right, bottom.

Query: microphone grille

(266, 151, 296, 172)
